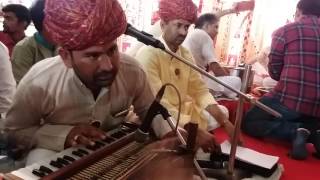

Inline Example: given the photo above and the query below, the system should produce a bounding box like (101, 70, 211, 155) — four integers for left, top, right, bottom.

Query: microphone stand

(228, 65, 252, 175)
(157, 103, 208, 180)
(202, 65, 253, 180)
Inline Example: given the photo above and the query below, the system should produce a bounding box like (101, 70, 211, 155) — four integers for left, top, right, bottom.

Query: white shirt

(0, 42, 16, 115)
(183, 29, 217, 70)
(5, 54, 155, 152)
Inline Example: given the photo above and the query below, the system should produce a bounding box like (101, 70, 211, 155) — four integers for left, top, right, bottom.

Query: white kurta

(5, 54, 154, 152)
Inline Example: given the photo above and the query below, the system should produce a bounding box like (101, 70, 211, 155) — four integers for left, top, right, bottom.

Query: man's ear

(203, 23, 209, 31)
(19, 21, 28, 30)
(59, 48, 73, 68)
(160, 19, 167, 30)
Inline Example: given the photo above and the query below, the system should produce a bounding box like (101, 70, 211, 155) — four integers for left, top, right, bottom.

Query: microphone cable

(159, 83, 182, 132)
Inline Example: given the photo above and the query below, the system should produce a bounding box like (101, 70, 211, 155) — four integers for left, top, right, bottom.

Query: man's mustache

(177, 35, 186, 40)
(94, 69, 117, 79)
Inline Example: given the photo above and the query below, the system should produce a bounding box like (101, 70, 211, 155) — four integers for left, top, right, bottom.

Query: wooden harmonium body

(5, 123, 156, 180)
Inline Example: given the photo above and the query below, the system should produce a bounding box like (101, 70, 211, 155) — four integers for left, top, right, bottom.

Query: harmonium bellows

(5, 123, 156, 180)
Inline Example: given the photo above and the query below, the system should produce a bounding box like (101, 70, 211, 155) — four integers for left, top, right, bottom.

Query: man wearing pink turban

(4, 0, 157, 168)
(136, 0, 237, 152)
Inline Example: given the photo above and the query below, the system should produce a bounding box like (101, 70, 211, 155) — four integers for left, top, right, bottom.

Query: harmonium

(4, 122, 280, 180)
(5, 123, 197, 180)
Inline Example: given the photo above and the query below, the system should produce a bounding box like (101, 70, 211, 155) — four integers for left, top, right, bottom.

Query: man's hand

(209, 62, 229, 77)
(196, 129, 221, 153)
(206, 104, 244, 145)
(251, 87, 263, 97)
(65, 125, 107, 148)
(163, 128, 220, 153)
(224, 121, 244, 145)
(224, 121, 235, 139)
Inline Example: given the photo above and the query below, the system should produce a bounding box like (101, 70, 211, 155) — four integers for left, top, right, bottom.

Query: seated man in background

(183, 13, 241, 99)
(0, 42, 15, 173)
(0, 42, 16, 121)
(242, 0, 320, 160)
(247, 47, 277, 91)
(12, 0, 57, 84)
(0, 4, 31, 56)
(4, 0, 218, 167)
(136, 0, 236, 143)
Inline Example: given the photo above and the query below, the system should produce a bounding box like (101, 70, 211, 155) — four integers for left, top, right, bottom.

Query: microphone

(135, 86, 166, 143)
(125, 23, 166, 50)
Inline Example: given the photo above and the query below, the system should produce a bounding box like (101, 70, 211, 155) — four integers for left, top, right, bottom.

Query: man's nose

(98, 54, 113, 71)
(179, 27, 188, 36)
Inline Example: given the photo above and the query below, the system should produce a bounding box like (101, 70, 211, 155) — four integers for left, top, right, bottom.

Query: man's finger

(74, 134, 95, 146)
(83, 127, 106, 140)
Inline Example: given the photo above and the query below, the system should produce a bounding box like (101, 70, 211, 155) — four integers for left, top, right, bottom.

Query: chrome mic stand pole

(227, 64, 252, 177)
(158, 104, 208, 180)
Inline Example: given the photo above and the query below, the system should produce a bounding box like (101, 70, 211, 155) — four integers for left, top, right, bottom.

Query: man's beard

(176, 35, 186, 45)
(2, 25, 10, 33)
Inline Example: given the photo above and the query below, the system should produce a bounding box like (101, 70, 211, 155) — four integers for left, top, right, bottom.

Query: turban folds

(44, 0, 127, 50)
(158, 0, 197, 23)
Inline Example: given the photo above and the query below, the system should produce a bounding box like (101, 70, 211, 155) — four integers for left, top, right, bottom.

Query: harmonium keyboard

(5, 123, 157, 180)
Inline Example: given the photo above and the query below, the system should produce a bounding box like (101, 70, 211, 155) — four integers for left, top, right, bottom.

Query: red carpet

(214, 128, 320, 180)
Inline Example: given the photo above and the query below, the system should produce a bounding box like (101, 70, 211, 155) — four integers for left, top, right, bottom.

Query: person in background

(247, 46, 278, 97)
(0, 4, 31, 56)
(136, 0, 236, 145)
(242, 0, 320, 160)
(126, 4, 241, 58)
(11, 0, 57, 84)
(0, 42, 16, 121)
(0, 42, 16, 173)
(183, 13, 241, 99)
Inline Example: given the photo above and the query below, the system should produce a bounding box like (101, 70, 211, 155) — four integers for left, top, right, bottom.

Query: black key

(121, 122, 139, 130)
(110, 131, 126, 138)
(103, 137, 115, 143)
(120, 126, 132, 133)
(32, 169, 46, 177)
(124, 127, 136, 133)
(50, 160, 63, 168)
(95, 141, 105, 147)
(63, 155, 75, 162)
(86, 143, 101, 151)
(109, 132, 119, 138)
(57, 157, 70, 165)
(72, 150, 84, 157)
(118, 131, 126, 136)
(119, 124, 134, 133)
(39, 165, 53, 174)
(78, 148, 89, 155)
(86, 145, 98, 151)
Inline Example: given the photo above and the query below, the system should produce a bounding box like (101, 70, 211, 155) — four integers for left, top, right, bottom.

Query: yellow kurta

(136, 38, 217, 130)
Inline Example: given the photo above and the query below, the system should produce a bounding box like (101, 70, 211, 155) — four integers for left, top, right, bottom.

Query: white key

(11, 168, 40, 180)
